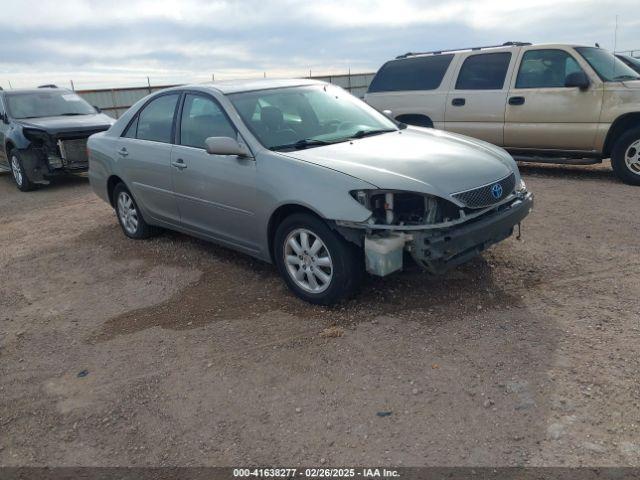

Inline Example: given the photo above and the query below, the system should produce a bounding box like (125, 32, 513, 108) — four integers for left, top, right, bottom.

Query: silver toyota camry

(88, 79, 533, 305)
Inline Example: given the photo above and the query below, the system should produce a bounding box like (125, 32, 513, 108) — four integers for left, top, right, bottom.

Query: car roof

(3, 88, 72, 96)
(184, 78, 326, 95)
(397, 43, 596, 60)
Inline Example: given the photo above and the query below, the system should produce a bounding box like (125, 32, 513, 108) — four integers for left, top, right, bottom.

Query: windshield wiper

(349, 128, 396, 139)
(59, 112, 86, 116)
(270, 138, 333, 151)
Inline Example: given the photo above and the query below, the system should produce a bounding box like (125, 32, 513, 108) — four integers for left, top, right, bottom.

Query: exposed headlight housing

(22, 127, 49, 147)
(350, 189, 460, 226)
(516, 178, 527, 194)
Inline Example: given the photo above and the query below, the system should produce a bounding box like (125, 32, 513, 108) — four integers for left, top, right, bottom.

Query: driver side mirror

(93, 105, 102, 114)
(0, 112, 8, 124)
(382, 109, 394, 119)
(565, 71, 590, 90)
(205, 136, 251, 157)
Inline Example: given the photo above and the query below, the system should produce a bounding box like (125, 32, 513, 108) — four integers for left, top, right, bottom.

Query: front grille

(452, 172, 516, 209)
(58, 138, 89, 166)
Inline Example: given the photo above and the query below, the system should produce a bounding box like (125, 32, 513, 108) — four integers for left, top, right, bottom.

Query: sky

(0, 0, 638, 90)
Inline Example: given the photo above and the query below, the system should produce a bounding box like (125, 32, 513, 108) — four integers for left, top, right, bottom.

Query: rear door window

(368, 54, 454, 93)
(455, 52, 512, 90)
(135, 94, 179, 143)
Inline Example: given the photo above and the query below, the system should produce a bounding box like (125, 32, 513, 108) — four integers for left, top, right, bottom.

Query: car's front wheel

(10, 151, 36, 192)
(274, 213, 362, 305)
(113, 183, 159, 239)
(612, 127, 640, 186)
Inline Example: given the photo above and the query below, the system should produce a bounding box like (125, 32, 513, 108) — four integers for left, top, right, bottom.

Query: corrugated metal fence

(76, 72, 376, 119)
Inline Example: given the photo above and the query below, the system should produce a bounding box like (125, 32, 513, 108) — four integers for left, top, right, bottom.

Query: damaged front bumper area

(21, 129, 104, 184)
(337, 192, 534, 276)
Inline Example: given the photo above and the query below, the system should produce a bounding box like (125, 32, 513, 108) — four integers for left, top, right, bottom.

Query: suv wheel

(274, 213, 362, 305)
(113, 183, 159, 239)
(10, 151, 36, 192)
(611, 127, 640, 186)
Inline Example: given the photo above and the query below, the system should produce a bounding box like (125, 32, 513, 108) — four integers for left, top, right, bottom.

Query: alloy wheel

(11, 155, 23, 187)
(283, 228, 333, 294)
(625, 140, 640, 175)
(117, 191, 139, 235)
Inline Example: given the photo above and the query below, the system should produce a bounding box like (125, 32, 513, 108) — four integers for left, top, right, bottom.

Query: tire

(274, 213, 363, 305)
(9, 150, 36, 192)
(611, 127, 640, 186)
(112, 183, 159, 239)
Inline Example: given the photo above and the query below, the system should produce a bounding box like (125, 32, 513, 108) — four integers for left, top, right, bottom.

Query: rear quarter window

(368, 54, 454, 93)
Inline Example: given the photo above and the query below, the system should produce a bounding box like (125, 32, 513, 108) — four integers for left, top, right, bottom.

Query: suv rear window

(368, 54, 454, 93)
(455, 52, 512, 90)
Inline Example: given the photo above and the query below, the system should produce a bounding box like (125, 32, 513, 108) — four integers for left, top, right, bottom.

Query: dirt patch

(1, 162, 639, 466)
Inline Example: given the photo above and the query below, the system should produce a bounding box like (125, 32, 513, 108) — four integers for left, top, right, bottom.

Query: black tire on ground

(274, 213, 363, 305)
(611, 127, 640, 186)
(9, 150, 36, 192)
(112, 183, 160, 239)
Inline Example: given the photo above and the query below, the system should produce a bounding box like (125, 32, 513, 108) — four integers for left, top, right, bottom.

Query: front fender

(256, 153, 375, 247)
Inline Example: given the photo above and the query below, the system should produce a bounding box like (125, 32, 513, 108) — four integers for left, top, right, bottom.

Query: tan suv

(365, 42, 640, 185)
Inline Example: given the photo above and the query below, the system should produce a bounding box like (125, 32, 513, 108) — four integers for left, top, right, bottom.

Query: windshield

(228, 85, 397, 151)
(618, 55, 640, 74)
(575, 47, 640, 82)
(6, 91, 97, 119)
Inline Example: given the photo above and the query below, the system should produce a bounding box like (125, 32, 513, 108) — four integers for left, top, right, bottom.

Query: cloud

(0, 0, 638, 89)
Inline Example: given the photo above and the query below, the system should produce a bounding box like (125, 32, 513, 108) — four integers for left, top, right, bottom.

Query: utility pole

(613, 14, 619, 76)
(8, 80, 12, 90)
(147, 76, 152, 93)
(70, 79, 75, 91)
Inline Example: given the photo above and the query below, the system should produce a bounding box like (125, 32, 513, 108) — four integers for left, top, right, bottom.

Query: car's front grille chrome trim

(452, 172, 516, 209)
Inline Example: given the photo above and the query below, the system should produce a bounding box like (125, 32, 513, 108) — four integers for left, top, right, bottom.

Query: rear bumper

(410, 193, 533, 273)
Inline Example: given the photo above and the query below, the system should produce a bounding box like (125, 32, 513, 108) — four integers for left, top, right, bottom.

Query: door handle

(171, 159, 187, 170)
(451, 98, 466, 106)
(509, 96, 525, 106)
(118, 147, 128, 157)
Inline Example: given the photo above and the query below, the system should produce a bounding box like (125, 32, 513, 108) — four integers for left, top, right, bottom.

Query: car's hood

(279, 127, 515, 197)
(15, 113, 115, 135)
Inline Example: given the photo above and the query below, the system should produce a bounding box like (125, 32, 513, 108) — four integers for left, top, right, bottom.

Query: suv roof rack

(396, 41, 532, 59)
(38, 84, 58, 88)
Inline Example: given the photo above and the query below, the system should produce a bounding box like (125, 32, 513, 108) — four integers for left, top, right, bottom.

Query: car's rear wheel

(113, 183, 159, 239)
(611, 127, 640, 186)
(274, 213, 362, 305)
(10, 151, 36, 192)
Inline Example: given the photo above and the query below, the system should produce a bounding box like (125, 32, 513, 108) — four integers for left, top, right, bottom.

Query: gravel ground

(0, 162, 639, 467)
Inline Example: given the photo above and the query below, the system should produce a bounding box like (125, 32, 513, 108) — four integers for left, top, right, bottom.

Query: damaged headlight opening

(350, 189, 461, 226)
